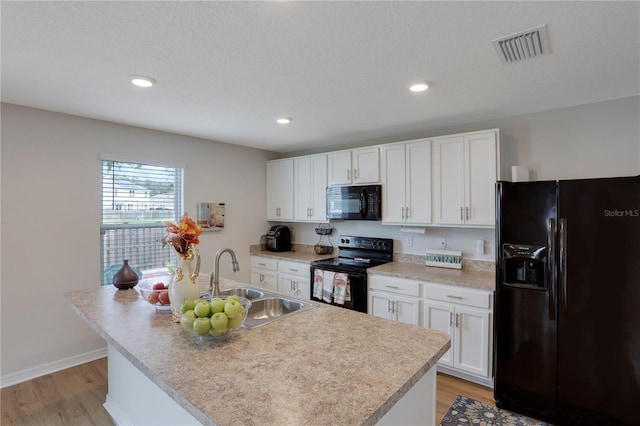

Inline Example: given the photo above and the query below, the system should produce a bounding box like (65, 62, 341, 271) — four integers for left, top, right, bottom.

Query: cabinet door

(294, 274, 311, 300)
(327, 151, 352, 185)
(353, 147, 379, 184)
(278, 272, 309, 299)
(453, 305, 491, 378)
(266, 159, 294, 220)
(422, 300, 454, 367)
(405, 140, 431, 224)
(433, 136, 464, 225)
(251, 269, 278, 292)
(369, 290, 393, 320)
(464, 133, 496, 226)
(392, 294, 420, 326)
(380, 143, 406, 224)
(293, 156, 312, 221)
(308, 154, 328, 221)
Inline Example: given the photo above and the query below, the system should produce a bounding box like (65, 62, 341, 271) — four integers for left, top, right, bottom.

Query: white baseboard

(103, 394, 132, 426)
(0, 347, 107, 388)
(437, 365, 495, 389)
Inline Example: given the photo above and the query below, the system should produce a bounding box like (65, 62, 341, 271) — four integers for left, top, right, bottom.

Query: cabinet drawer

(250, 256, 278, 271)
(278, 260, 309, 277)
(423, 282, 492, 309)
(368, 275, 420, 297)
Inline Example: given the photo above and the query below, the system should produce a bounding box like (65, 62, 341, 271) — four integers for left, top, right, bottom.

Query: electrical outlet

(438, 238, 447, 249)
(406, 236, 413, 247)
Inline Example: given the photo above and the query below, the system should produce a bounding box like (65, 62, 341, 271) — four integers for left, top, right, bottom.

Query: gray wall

(0, 103, 278, 384)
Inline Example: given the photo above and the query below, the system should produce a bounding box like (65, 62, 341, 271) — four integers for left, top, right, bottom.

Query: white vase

(168, 245, 201, 322)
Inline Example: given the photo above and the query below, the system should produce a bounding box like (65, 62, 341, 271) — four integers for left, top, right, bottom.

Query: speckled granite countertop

(65, 279, 450, 426)
(368, 262, 496, 291)
(250, 244, 335, 263)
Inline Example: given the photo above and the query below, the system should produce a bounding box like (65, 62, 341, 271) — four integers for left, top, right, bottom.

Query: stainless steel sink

(243, 296, 315, 329)
(217, 287, 265, 300)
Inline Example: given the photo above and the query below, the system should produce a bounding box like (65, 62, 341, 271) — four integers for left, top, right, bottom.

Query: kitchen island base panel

(105, 342, 437, 426)
(104, 345, 201, 426)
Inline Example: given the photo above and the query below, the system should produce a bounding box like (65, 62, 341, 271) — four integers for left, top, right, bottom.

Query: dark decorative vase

(113, 259, 139, 290)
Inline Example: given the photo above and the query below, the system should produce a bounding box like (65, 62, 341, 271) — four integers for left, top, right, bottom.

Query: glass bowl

(180, 296, 251, 341)
(138, 280, 171, 311)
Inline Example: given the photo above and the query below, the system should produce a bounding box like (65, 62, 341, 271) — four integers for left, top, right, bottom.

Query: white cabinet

(380, 139, 431, 225)
(422, 282, 493, 382)
(277, 260, 310, 300)
(368, 275, 420, 326)
(266, 159, 294, 221)
(294, 154, 328, 222)
(250, 256, 278, 292)
(327, 147, 379, 186)
(432, 130, 498, 226)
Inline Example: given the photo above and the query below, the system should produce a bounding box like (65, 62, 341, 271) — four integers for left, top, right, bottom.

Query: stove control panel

(338, 235, 393, 253)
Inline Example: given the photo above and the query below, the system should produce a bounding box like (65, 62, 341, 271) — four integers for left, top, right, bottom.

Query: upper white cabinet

(266, 159, 294, 221)
(294, 154, 328, 222)
(328, 147, 379, 186)
(380, 139, 431, 225)
(432, 130, 498, 226)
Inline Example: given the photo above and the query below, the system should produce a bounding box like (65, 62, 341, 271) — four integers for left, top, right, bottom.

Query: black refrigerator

(494, 175, 640, 426)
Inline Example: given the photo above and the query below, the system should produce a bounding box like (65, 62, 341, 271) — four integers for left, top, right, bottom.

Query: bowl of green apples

(179, 295, 251, 341)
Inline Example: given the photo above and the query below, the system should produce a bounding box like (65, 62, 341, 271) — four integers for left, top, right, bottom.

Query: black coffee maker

(266, 225, 291, 252)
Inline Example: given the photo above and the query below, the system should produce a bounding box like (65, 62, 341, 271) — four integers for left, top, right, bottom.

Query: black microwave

(326, 185, 381, 220)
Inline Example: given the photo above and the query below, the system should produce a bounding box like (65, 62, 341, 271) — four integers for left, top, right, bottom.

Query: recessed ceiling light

(409, 82, 430, 92)
(131, 75, 156, 88)
(276, 117, 292, 125)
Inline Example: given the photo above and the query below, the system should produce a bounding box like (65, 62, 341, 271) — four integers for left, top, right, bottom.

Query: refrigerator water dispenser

(502, 243, 547, 289)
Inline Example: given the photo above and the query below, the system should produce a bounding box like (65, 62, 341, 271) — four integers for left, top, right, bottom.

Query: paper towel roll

(512, 165, 530, 182)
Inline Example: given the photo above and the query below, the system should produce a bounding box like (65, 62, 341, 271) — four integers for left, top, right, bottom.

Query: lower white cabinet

(368, 275, 420, 326)
(250, 256, 278, 292)
(278, 260, 311, 300)
(422, 282, 493, 383)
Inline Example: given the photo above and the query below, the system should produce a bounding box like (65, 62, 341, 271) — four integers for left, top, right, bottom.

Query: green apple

(210, 312, 229, 333)
(180, 310, 197, 330)
(227, 313, 244, 329)
(209, 328, 227, 337)
(227, 295, 241, 303)
(180, 299, 196, 314)
(211, 297, 226, 314)
(224, 299, 244, 318)
(193, 317, 211, 335)
(194, 301, 211, 318)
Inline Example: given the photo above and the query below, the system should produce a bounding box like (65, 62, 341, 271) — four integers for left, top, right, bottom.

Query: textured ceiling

(2, 1, 639, 153)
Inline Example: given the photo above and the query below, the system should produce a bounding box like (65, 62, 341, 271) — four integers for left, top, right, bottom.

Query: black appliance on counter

(326, 185, 381, 220)
(266, 225, 291, 252)
(495, 175, 640, 426)
(310, 235, 393, 313)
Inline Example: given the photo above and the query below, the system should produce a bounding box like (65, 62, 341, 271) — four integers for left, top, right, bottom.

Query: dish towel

(322, 270, 335, 303)
(333, 273, 349, 305)
(313, 269, 324, 299)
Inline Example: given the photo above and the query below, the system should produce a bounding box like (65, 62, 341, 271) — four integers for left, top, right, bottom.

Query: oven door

(309, 266, 367, 313)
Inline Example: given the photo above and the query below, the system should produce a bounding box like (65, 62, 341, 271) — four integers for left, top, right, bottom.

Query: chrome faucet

(210, 248, 240, 297)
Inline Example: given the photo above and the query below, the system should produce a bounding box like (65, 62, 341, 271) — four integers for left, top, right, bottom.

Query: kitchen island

(65, 279, 450, 425)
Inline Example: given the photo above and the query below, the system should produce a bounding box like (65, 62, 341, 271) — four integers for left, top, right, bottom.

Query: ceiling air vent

(492, 25, 549, 64)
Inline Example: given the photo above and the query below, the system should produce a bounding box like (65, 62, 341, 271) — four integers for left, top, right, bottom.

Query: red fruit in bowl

(158, 292, 170, 305)
(152, 282, 166, 290)
(148, 292, 160, 304)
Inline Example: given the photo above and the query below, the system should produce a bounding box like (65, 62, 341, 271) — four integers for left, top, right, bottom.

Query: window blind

(100, 160, 183, 285)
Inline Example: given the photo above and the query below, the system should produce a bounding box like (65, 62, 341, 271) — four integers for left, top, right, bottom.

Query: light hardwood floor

(2, 358, 494, 425)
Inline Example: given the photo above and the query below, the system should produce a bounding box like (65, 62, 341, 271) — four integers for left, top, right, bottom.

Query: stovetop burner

(310, 235, 394, 273)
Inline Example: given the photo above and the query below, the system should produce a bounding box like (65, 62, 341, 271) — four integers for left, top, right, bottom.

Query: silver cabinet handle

(401, 207, 405, 219)
(354, 168, 359, 179)
(347, 169, 351, 180)
(455, 313, 459, 327)
(449, 312, 454, 326)
(466, 207, 470, 221)
(258, 263, 266, 266)
(460, 207, 464, 220)
(446, 295, 463, 299)
(289, 268, 299, 272)
(387, 300, 392, 313)
(405, 207, 409, 219)
(385, 285, 400, 289)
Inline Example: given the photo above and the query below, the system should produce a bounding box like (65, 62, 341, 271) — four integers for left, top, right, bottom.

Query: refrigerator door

(494, 180, 558, 422)
(557, 175, 640, 425)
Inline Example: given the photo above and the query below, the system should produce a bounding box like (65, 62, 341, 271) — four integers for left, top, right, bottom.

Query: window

(100, 159, 183, 285)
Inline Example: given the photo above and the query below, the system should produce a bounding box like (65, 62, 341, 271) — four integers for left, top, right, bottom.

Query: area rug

(440, 395, 550, 425)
